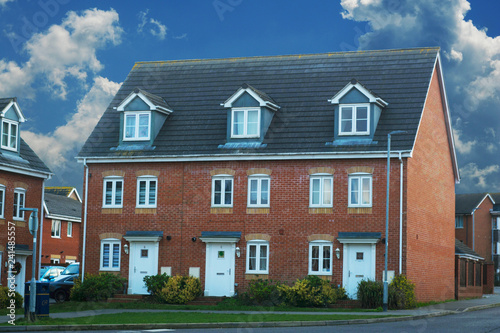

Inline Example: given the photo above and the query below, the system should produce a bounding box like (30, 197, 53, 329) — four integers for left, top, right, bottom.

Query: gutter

(81, 158, 89, 283)
(472, 208, 477, 251)
(398, 152, 404, 274)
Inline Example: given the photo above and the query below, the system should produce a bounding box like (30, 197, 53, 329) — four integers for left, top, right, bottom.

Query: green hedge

(0, 286, 23, 308)
(155, 275, 202, 304)
(357, 274, 416, 309)
(71, 273, 126, 302)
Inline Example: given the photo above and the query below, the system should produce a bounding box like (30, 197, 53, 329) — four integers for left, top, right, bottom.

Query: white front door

(343, 243, 375, 299)
(128, 242, 158, 294)
(204, 242, 235, 296)
(14, 255, 28, 299)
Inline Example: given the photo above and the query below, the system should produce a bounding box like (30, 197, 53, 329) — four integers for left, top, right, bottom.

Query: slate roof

(44, 193, 81, 220)
(455, 239, 483, 260)
(134, 88, 172, 112)
(455, 193, 491, 215)
(0, 97, 14, 111)
(78, 47, 444, 159)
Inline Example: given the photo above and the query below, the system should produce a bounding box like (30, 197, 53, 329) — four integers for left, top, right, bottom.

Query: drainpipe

(472, 208, 477, 251)
(398, 152, 403, 275)
(38, 176, 50, 279)
(81, 159, 89, 282)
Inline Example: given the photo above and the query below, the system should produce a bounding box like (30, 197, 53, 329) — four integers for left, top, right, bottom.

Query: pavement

(2, 287, 500, 331)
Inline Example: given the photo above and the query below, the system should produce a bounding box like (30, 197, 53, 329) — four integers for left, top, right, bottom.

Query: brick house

(42, 187, 82, 265)
(78, 47, 459, 302)
(0, 98, 52, 297)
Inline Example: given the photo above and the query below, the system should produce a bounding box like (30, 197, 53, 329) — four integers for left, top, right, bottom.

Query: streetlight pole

(20, 208, 38, 322)
(383, 130, 406, 312)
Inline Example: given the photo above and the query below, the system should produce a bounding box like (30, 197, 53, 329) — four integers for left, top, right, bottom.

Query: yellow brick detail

(210, 207, 233, 214)
(247, 168, 272, 176)
(245, 233, 271, 241)
(309, 208, 334, 214)
(210, 168, 235, 176)
(347, 207, 373, 214)
(15, 221, 26, 227)
(102, 208, 123, 214)
(245, 274, 269, 280)
(136, 170, 160, 177)
(308, 167, 335, 175)
(99, 232, 122, 240)
(307, 234, 335, 242)
(346, 166, 374, 174)
(135, 208, 157, 214)
(102, 170, 125, 178)
(14, 182, 28, 189)
(246, 208, 270, 214)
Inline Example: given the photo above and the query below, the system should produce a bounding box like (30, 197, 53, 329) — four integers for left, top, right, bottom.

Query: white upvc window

(309, 241, 332, 275)
(123, 112, 151, 141)
(455, 216, 464, 229)
(246, 240, 269, 274)
(248, 175, 270, 207)
(51, 220, 61, 238)
(136, 176, 157, 208)
(339, 104, 370, 136)
(13, 188, 25, 220)
(50, 258, 60, 264)
(67, 222, 73, 237)
(348, 173, 372, 207)
(212, 176, 233, 207)
(494, 217, 499, 230)
(1, 119, 18, 151)
(100, 238, 121, 271)
(231, 108, 260, 138)
(309, 175, 333, 207)
(0, 185, 5, 218)
(102, 177, 123, 208)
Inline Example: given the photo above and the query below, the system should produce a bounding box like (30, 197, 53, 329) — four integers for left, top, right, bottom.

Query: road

(19, 306, 500, 333)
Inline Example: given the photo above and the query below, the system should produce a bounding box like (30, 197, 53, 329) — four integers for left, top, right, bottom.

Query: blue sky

(0, 0, 499, 194)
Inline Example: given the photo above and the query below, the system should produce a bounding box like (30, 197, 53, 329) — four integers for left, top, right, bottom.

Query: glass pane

(112, 244, 120, 267)
(261, 179, 269, 205)
(233, 111, 244, 135)
(214, 180, 221, 205)
(362, 178, 371, 204)
(356, 107, 368, 132)
(115, 181, 122, 205)
(103, 244, 110, 267)
(125, 115, 136, 138)
(9, 123, 17, 148)
(224, 179, 232, 205)
(312, 178, 320, 204)
(350, 178, 359, 205)
(323, 178, 332, 205)
(105, 182, 113, 205)
(2, 122, 8, 146)
(247, 110, 259, 136)
(13, 193, 18, 217)
(250, 179, 258, 205)
(249, 245, 256, 271)
(323, 247, 331, 271)
(259, 245, 267, 270)
(139, 180, 146, 205)
(312, 259, 319, 272)
(341, 107, 353, 132)
(149, 180, 156, 205)
(138, 114, 149, 138)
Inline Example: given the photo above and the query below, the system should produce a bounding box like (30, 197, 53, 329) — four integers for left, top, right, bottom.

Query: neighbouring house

(77, 47, 459, 302)
(42, 187, 82, 265)
(455, 239, 485, 299)
(488, 193, 500, 284)
(0, 97, 52, 298)
(455, 193, 496, 293)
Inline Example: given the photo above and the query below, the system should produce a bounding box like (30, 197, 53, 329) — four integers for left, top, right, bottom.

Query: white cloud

(453, 129, 477, 154)
(0, 0, 14, 7)
(22, 76, 121, 171)
(137, 10, 167, 40)
(460, 163, 499, 189)
(0, 8, 123, 99)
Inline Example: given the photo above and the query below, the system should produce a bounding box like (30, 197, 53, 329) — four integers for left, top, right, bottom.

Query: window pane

(323, 178, 332, 205)
(312, 178, 320, 205)
(350, 178, 359, 205)
(149, 180, 156, 205)
(125, 115, 136, 138)
(9, 123, 17, 148)
(13, 192, 18, 217)
(2, 122, 8, 146)
(138, 180, 146, 205)
(259, 245, 267, 270)
(233, 111, 244, 135)
(138, 114, 149, 138)
(323, 247, 331, 272)
(362, 178, 371, 204)
(224, 179, 232, 205)
(214, 180, 221, 205)
(261, 179, 269, 205)
(247, 110, 259, 136)
(356, 107, 368, 132)
(341, 107, 353, 132)
(112, 244, 120, 268)
(250, 179, 258, 205)
(249, 245, 256, 270)
(103, 244, 110, 267)
(115, 181, 122, 205)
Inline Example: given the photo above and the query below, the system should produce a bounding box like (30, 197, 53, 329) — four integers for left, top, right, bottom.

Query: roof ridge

(132, 47, 440, 67)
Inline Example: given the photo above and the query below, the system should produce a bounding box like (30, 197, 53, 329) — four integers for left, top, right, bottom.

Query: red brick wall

(41, 217, 81, 265)
(406, 68, 456, 301)
(0, 170, 45, 285)
(455, 215, 470, 246)
(471, 198, 493, 261)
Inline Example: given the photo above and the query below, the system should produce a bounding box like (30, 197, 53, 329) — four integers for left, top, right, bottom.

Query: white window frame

(339, 104, 370, 136)
(136, 176, 157, 208)
(67, 221, 73, 237)
(348, 173, 372, 207)
(51, 220, 61, 238)
(455, 216, 464, 229)
(1, 119, 18, 151)
(246, 240, 269, 274)
(50, 258, 60, 264)
(100, 238, 121, 271)
(123, 111, 151, 141)
(247, 175, 270, 207)
(308, 241, 333, 275)
(494, 217, 499, 230)
(0, 185, 5, 218)
(231, 107, 260, 138)
(309, 174, 333, 208)
(102, 177, 124, 208)
(211, 176, 233, 207)
(13, 188, 25, 220)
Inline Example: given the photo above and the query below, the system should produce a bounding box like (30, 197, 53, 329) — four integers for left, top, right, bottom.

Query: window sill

(245, 273, 269, 280)
(210, 207, 233, 214)
(102, 208, 123, 214)
(51, 236, 61, 239)
(135, 208, 157, 214)
(247, 207, 270, 214)
(347, 207, 372, 214)
(309, 208, 333, 214)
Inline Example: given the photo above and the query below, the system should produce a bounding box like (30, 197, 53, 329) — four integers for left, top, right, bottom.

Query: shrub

(0, 286, 23, 308)
(157, 275, 202, 304)
(240, 279, 283, 306)
(144, 273, 170, 301)
(71, 273, 126, 302)
(278, 276, 339, 307)
(389, 274, 416, 309)
(357, 279, 383, 309)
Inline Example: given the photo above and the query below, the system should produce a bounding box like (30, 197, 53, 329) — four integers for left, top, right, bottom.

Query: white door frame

(13, 251, 31, 299)
(123, 234, 161, 295)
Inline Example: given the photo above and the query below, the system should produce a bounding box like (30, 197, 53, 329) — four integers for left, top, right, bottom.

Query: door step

(186, 296, 225, 306)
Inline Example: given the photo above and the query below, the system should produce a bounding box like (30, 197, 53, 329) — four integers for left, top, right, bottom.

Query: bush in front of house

(278, 275, 340, 307)
(356, 274, 417, 309)
(144, 273, 170, 301)
(70, 273, 126, 302)
(0, 286, 23, 308)
(157, 275, 202, 304)
(239, 279, 283, 306)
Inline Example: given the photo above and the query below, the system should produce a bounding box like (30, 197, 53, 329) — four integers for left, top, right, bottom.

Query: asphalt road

(18, 306, 500, 333)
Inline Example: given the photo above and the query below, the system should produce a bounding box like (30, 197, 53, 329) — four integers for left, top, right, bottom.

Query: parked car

(49, 275, 77, 302)
(60, 262, 80, 276)
(40, 266, 65, 281)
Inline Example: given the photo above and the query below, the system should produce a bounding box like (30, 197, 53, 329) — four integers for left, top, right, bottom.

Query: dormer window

(124, 112, 150, 141)
(232, 108, 260, 138)
(339, 104, 369, 136)
(2, 119, 18, 150)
